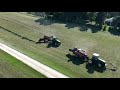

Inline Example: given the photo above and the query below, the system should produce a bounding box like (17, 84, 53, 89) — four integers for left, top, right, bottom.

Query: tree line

(45, 12, 120, 27)
(27, 12, 120, 30)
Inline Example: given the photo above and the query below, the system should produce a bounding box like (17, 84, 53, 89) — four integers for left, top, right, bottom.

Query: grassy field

(0, 12, 120, 78)
(0, 49, 46, 78)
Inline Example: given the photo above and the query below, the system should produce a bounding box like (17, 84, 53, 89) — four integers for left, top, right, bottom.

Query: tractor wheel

(57, 43, 60, 46)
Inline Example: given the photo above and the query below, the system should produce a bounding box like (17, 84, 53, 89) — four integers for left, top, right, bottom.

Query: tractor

(90, 53, 107, 68)
(36, 35, 61, 47)
(87, 53, 118, 72)
(69, 47, 89, 60)
(49, 36, 61, 47)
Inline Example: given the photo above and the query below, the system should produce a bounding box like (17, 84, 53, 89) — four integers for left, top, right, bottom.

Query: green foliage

(96, 12, 106, 25)
(27, 12, 119, 25)
(44, 12, 107, 25)
(32, 12, 120, 30)
(44, 12, 88, 23)
(103, 25, 107, 31)
(87, 12, 97, 22)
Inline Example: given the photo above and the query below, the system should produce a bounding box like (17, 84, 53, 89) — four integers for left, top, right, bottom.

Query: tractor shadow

(66, 54, 85, 65)
(35, 18, 55, 26)
(47, 43, 59, 48)
(36, 41, 60, 48)
(85, 62, 106, 74)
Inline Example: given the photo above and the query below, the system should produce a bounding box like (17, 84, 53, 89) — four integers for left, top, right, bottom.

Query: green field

(0, 49, 46, 78)
(0, 12, 120, 78)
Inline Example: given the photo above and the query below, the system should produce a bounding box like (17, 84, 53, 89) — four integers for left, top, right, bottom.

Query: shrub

(103, 25, 107, 31)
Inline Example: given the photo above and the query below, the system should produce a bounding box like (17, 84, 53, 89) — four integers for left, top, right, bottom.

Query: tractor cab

(92, 53, 107, 68)
(52, 36, 57, 39)
(92, 53, 100, 61)
(52, 36, 61, 42)
(52, 36, 58, 41)
(78, 49, 86, 52)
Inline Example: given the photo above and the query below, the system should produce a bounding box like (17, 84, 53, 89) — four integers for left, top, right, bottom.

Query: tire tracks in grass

(0, 25, 36, 43)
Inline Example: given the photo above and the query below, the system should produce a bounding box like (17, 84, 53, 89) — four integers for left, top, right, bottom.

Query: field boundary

(0, 42, 69, 78)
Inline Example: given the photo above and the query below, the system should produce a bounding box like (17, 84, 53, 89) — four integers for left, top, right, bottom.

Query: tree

(112, 16, 120, 30)
(44, 12, 110, 26)
(95, 12, 106, 28)
(87, 12, 97, 23)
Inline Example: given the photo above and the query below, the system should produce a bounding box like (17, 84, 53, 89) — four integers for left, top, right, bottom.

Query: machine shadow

(66, 54, 86, 65)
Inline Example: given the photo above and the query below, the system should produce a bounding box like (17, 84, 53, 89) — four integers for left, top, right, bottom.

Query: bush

(103, 25, 107, 31)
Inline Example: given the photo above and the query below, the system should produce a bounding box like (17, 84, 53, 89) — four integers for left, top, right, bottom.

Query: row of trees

(26, 12, 120, 30)
(44, 12, 120, 28)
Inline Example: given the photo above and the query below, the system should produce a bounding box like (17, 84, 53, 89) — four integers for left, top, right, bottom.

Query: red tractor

(69, 47, 89, 60)
(36, 35, 53, 43)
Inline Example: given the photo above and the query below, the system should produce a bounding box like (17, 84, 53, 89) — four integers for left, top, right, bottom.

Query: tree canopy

(27, 12, 120, 31)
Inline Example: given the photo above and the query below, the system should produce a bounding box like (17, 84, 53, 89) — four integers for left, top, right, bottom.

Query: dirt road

(0, 42, 69, 78)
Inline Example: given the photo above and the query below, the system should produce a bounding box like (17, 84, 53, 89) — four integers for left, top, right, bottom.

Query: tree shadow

(65, 20, 86, 29)
(65, 23, 80, 29)
(35, 17, 85, 28)
(79, 23, 102, 33)
(35, 18, 56, 26)
(66, 54, 85, 65)
(108, 27, 120, 36)
(79, 25, 88, 32)
(86, 24, 102, 33)
(85, 63, 106, 74)
(27, 12, 45, 17)
(35, 18, 102, 33)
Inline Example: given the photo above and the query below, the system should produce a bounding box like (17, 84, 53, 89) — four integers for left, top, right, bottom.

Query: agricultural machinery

(36, 35, 61, 47)
(90, 53, 107, 68)
(69, 47, 89, 61)
(69, 47, 107, 69)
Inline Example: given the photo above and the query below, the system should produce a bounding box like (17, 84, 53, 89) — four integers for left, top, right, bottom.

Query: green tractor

(36, 35, 61, 47)
(49, 36, 61, 47)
